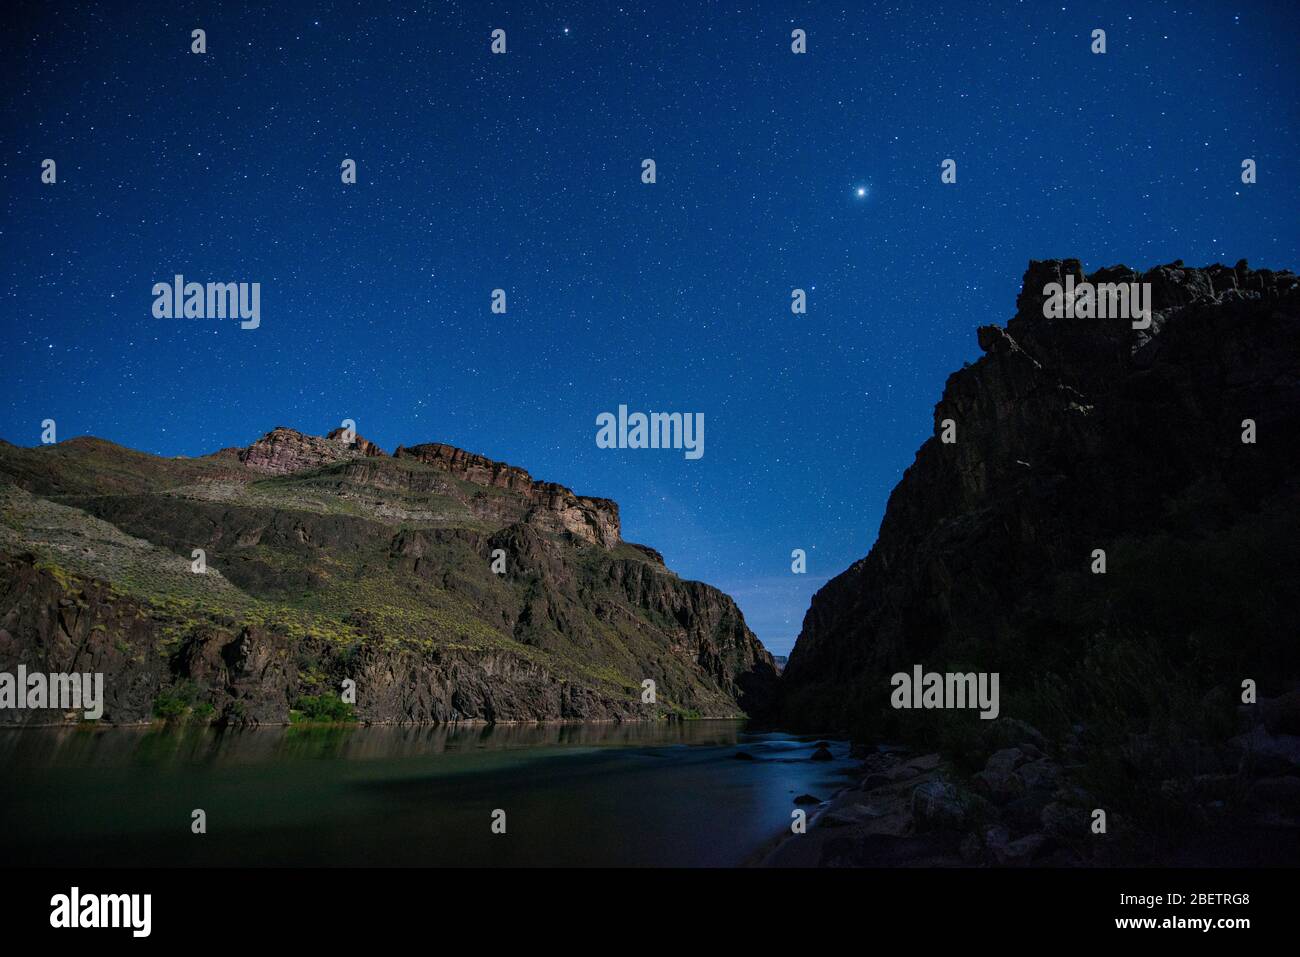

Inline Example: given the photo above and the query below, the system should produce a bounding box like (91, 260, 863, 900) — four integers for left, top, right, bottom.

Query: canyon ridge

(0, 426, 778, 724)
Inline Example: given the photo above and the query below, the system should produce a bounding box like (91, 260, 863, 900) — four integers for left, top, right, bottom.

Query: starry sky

(2, 1, 1298, 656)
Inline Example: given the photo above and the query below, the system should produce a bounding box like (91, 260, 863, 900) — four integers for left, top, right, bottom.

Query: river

(0, 721, 853, 867)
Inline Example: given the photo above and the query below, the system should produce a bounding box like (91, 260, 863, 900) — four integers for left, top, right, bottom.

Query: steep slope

(780, 259, 1299, 744)
(0, 428, 776, 725)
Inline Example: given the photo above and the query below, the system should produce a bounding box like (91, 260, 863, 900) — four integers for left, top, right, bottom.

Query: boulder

(1244, 775, 1300, 827)
(1259, 690, 1300, 736)
(819, 803, 888, 828)
(1015, 758, 1062, 793)
(905, 753, 942, 773)
(1040, 801, 1087, 839)
(912, 781, 966, 830)
(995, 833, 1047, 867)
(974, 748, 1029, 803)
(1229, 726, 1300, 774)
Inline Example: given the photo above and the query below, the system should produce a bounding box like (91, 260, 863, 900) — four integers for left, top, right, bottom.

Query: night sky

(2, 2, 1297, 656)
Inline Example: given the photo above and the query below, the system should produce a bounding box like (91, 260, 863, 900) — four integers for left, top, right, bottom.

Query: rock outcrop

(773, 258, 1300, 861)
(325, 427, 386, 458)
(774, 260, 1294, 858)
(395, 442, 621, 547)
(238, 426, 384, 475)
(235, 430, 620, 548)
(780, 258, 1299, 731)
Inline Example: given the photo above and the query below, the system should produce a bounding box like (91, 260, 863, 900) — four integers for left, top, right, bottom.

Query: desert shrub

(290, 694, 355, 723)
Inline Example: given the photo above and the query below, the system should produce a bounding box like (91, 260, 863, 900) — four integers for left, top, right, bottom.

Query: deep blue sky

(3, 1, 1298, 655)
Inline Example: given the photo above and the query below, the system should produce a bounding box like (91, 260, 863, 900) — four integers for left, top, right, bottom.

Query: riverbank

(758, 741, 1083, 867)
(758, 700, 1300, 867)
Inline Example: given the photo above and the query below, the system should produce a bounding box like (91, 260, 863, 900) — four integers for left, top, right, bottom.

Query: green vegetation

(32, 558, 74, 590)
(152, 681, 209, 721)
(290, 694, 356, 723)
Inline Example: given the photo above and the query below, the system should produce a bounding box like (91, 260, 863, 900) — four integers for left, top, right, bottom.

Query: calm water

(0, 722, 854, 867)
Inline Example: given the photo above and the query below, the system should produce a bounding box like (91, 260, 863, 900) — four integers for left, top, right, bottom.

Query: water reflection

(0, 719, 754, 769)
(0, 722, 854, 867)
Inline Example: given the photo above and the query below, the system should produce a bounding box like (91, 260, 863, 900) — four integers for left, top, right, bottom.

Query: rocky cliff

(0, 428, 776, 725)
(774, 258, 1300, 863)
(781, 258, 1298, 731)
(238, 425, 383, 475)
(394, 442, 621, 547)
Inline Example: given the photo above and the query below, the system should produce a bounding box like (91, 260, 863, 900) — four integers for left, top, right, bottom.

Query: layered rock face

(325, 427, 386, 458)
(238, 426, 385, 475)
(0, 427, 776, 725)
(779, 260, 1300, 737)
(395, 442, 621, 547)
(234, 429, 620, 547)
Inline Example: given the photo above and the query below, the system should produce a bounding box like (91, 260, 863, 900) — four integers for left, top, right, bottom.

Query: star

(855, 186, 868, 199)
